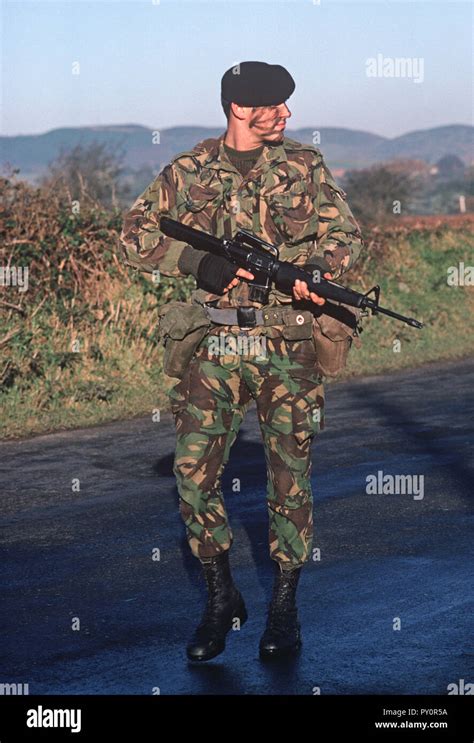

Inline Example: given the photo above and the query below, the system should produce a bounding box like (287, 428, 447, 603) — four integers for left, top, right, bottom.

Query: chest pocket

(183, 184, 221, 213)
(266, 180, 317, 244)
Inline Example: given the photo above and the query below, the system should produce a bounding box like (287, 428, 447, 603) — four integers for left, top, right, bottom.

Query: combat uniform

(120, 133, 363, 571)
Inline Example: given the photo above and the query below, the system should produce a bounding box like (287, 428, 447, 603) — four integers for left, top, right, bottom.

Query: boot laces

(266, 570, 300, 634)
(199, 565, 237, 627)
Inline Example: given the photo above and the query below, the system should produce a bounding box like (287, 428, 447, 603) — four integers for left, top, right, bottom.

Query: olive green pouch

(157, 301, 211, 378)
(280, 309, 315, 340)
(312, 303, 363, 378)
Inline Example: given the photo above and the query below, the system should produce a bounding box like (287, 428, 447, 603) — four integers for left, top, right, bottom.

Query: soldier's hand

(223, 267, 255, 293)
(292, 272, 332, 305)
(196, 254, 253, 295)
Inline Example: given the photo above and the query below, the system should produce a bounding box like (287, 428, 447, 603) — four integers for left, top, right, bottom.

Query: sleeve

(307, 153, 364, 280)
(119, 162, 204, 278)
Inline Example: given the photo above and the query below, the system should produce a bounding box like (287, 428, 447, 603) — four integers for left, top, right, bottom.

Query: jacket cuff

(177, 245, 206, 278)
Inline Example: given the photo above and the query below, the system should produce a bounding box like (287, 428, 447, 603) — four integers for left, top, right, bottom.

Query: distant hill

(1, 123, 472, 182)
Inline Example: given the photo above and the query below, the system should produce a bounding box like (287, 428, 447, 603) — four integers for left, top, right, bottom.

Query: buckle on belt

(237, 307, 256, 330)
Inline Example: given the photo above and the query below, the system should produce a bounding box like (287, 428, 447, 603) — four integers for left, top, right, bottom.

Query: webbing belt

(203, 304, 311, 330)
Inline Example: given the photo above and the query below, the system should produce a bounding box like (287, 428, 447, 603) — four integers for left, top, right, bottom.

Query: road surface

(1, 358, 473, 695)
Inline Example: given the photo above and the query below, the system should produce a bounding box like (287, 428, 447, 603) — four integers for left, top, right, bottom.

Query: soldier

(120, 61, 364, 662)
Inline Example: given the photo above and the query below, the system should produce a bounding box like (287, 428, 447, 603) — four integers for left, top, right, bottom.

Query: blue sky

(1, 0, 472, 138)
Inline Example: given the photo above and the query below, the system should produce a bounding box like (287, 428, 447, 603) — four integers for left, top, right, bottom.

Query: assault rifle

(160, 217, 424, 329)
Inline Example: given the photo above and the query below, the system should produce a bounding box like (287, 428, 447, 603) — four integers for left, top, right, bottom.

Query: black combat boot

(186, 551, 247, 662)
(259, 562, 303, 659)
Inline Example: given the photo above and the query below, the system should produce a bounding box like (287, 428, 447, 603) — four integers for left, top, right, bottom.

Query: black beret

(221, 61, 295, 107)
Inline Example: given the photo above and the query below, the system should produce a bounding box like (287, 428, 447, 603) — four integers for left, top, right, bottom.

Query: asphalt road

(1, 358, 473, 695)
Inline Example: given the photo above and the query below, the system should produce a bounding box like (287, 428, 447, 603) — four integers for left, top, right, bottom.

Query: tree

(343, 166, 417, 226)
(43, 141, 125, 209)
(435, 154, 465, 180)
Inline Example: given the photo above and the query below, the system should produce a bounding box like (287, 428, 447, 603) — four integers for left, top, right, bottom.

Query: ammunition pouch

(279, 311, 314, 341)
(157, 301, 212, 378)
(156, 298, 362, 379)
(311, 302, 363, 378)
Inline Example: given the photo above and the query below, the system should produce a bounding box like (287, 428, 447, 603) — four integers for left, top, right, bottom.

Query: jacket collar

(200, 132, 288, 173)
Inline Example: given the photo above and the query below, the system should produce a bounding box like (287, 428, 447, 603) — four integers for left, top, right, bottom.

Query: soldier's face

(247, 102, 291, 142)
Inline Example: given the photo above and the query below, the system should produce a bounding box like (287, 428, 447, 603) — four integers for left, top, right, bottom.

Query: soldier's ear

(229, 102, 248, 121)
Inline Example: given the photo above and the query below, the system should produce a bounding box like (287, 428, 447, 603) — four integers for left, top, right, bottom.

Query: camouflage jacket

(119, 133, 364, 309)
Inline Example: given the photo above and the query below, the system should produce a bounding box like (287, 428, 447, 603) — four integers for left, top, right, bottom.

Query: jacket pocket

(267, 181, 317, 243)
(183, 184, 220, 213)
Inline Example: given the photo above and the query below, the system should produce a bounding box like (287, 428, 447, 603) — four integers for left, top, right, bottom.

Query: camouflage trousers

(169, 329, 325, 570)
